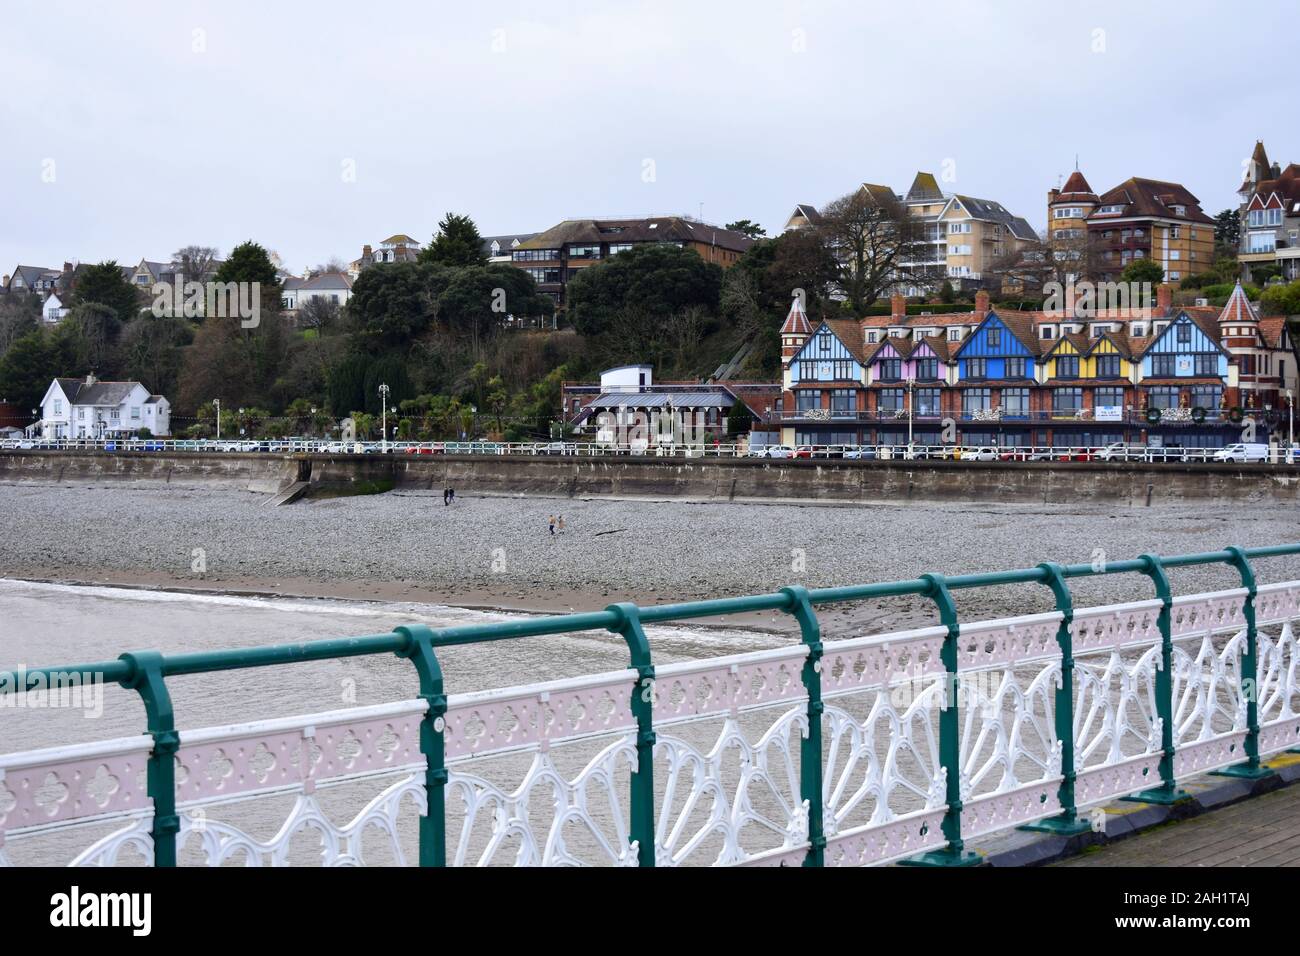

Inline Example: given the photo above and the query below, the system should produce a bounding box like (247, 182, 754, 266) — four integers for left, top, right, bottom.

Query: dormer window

(866, 331, 878, 343)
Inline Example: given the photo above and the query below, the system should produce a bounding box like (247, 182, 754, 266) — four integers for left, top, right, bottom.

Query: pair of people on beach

(442, 487, 455, 506)
(548, 515, 565, 535)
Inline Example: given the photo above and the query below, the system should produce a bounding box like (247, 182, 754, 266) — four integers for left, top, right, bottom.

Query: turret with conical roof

(1047, 166, 1099, 246)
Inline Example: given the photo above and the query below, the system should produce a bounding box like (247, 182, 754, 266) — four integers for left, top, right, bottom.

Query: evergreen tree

(419, 213, 487, 268)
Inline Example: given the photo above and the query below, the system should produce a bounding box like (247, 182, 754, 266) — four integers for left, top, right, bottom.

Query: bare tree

(986, 231, 1105, 299)
(172, 245, 219, 283)
(312, 257, 349, 274)
(298, 296, 340, 333)
(817, 188, 930, 312)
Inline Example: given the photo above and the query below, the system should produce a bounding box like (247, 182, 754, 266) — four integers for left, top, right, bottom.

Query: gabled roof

(861, 183, 902, 206)
(1218, 282, 1259, 326)
(482, 234, 538, 255)
(51, 378, 147, 406)
(379, 234, 419, 245)
(789, 203, 823, 225)
(7, 265, 59, 289)
(779, 296, 812, 336)
(822, 319, 871, 364)
(1140, 310, 1230, 357)
(1246, 164, 1300, 214)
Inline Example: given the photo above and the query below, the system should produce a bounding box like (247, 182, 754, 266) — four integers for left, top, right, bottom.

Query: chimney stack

(975, 290, 990, 322)
(62, 262, 73, 274)
(891, 292, 906, 322)
(363, 244, 373, 258)
(1156, 283, 1172, 316)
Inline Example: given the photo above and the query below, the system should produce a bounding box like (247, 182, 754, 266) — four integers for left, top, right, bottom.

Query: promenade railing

(2, 545, 1299, 866)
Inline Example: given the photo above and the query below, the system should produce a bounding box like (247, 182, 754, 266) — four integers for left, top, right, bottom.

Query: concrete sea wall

(2, 450, 1298, 505)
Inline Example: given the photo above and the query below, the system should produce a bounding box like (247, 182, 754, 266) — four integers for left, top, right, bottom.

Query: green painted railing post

(1020, 562, 1091, 836)
(606, 603, 656, 867)
(1126, 554, 1189, 805)
(1212, 547, 1275, 780)
(394, 624, 448, 866)
(899, 573, 980, 866)
(781, 585, 825, 867)
(118, 650, 179, 867)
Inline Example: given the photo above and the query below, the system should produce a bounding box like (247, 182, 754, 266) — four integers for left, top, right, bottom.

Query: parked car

(753, 445, 795, 459)
(963, 446, 999, 462)
(792, 445, 816, 459)
(1096, 442, 1147, 462)
(842, 446, 875, 460)
(812, 445, 849, 459)
(1214, 443, 1270, 463)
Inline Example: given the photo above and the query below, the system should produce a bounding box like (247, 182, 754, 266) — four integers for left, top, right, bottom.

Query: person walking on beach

(548, 515, 556, 535)
(557, 515, 565, 534)
(442, 488, 449, 506)
(448, 487, 456, 504)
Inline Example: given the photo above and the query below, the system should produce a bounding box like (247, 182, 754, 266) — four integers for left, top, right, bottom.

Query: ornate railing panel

(4, 546, 1300, 867)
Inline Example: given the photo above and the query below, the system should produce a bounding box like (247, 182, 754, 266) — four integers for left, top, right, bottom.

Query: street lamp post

(905, 376, 916, 458)
(1287, 389, 1295, 462)
(212, 399, 221, 439)
(379, 383, 390, 453)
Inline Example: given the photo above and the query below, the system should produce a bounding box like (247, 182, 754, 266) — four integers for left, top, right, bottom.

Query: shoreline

(0, 568, 795, 635)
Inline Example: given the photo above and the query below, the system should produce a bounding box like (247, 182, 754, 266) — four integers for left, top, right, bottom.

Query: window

(1005, 357, 1026, 378)
(1151, 355, 1176, 377)
(1147, 387, 1178, 409)
(915, 358, 939, 380)
(1056, 356, 1080, 378)
(1195, 354, 1218, 376)
(110, 409, 120, 421)
(131, 406, 141, 421)
(512, 249, 560, 261)
(1095, 386, 1124, 406)
(962, 389, 992, 415)
(878, 389, 904, 414)
(877, 359, 902, 381)
(77, 407, 85, 420)
(608, 243, 634, 255)
(54, 400, 62, 415)
(1041, 327, 1054, 340)
(1098, 204, 1125, 215)
(1190, 385, 1221, 409)
(948, 329, 962, 341)
(796, 390, 820, 412)
(523, 267, 562, 283)
(818, 332, 832, 352)
(830, 389, 857, 415)
(1248, 233, 1276, 253)
(1053, 388, 1083, 414)
(568, 245, 601, 259)
(966, 358, 987, 379)
(1177, 323, 1191, 345)
(866, 331, 878, 343)
(1095, 355, 1121, 378)
(833, 361, 854, 380)
(915, 387, 941, 416)
(1001, 387, 1030, 417)
(986, 327, 1001, 348)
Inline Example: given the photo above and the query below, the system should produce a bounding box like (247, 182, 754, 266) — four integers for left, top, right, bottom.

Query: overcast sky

(2, 0, 1293, 275)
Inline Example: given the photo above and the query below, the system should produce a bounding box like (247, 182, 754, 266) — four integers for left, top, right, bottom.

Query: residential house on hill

(1047, 171, 1215, 283)
(1236, 140, 1300, 283)
(36, 374, 171, 439)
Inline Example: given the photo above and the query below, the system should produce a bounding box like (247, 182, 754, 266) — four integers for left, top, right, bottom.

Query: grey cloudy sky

(2, 0, 1293, 274)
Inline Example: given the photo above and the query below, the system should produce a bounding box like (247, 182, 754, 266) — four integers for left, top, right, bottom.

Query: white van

(1213, 443, 1269, 463)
